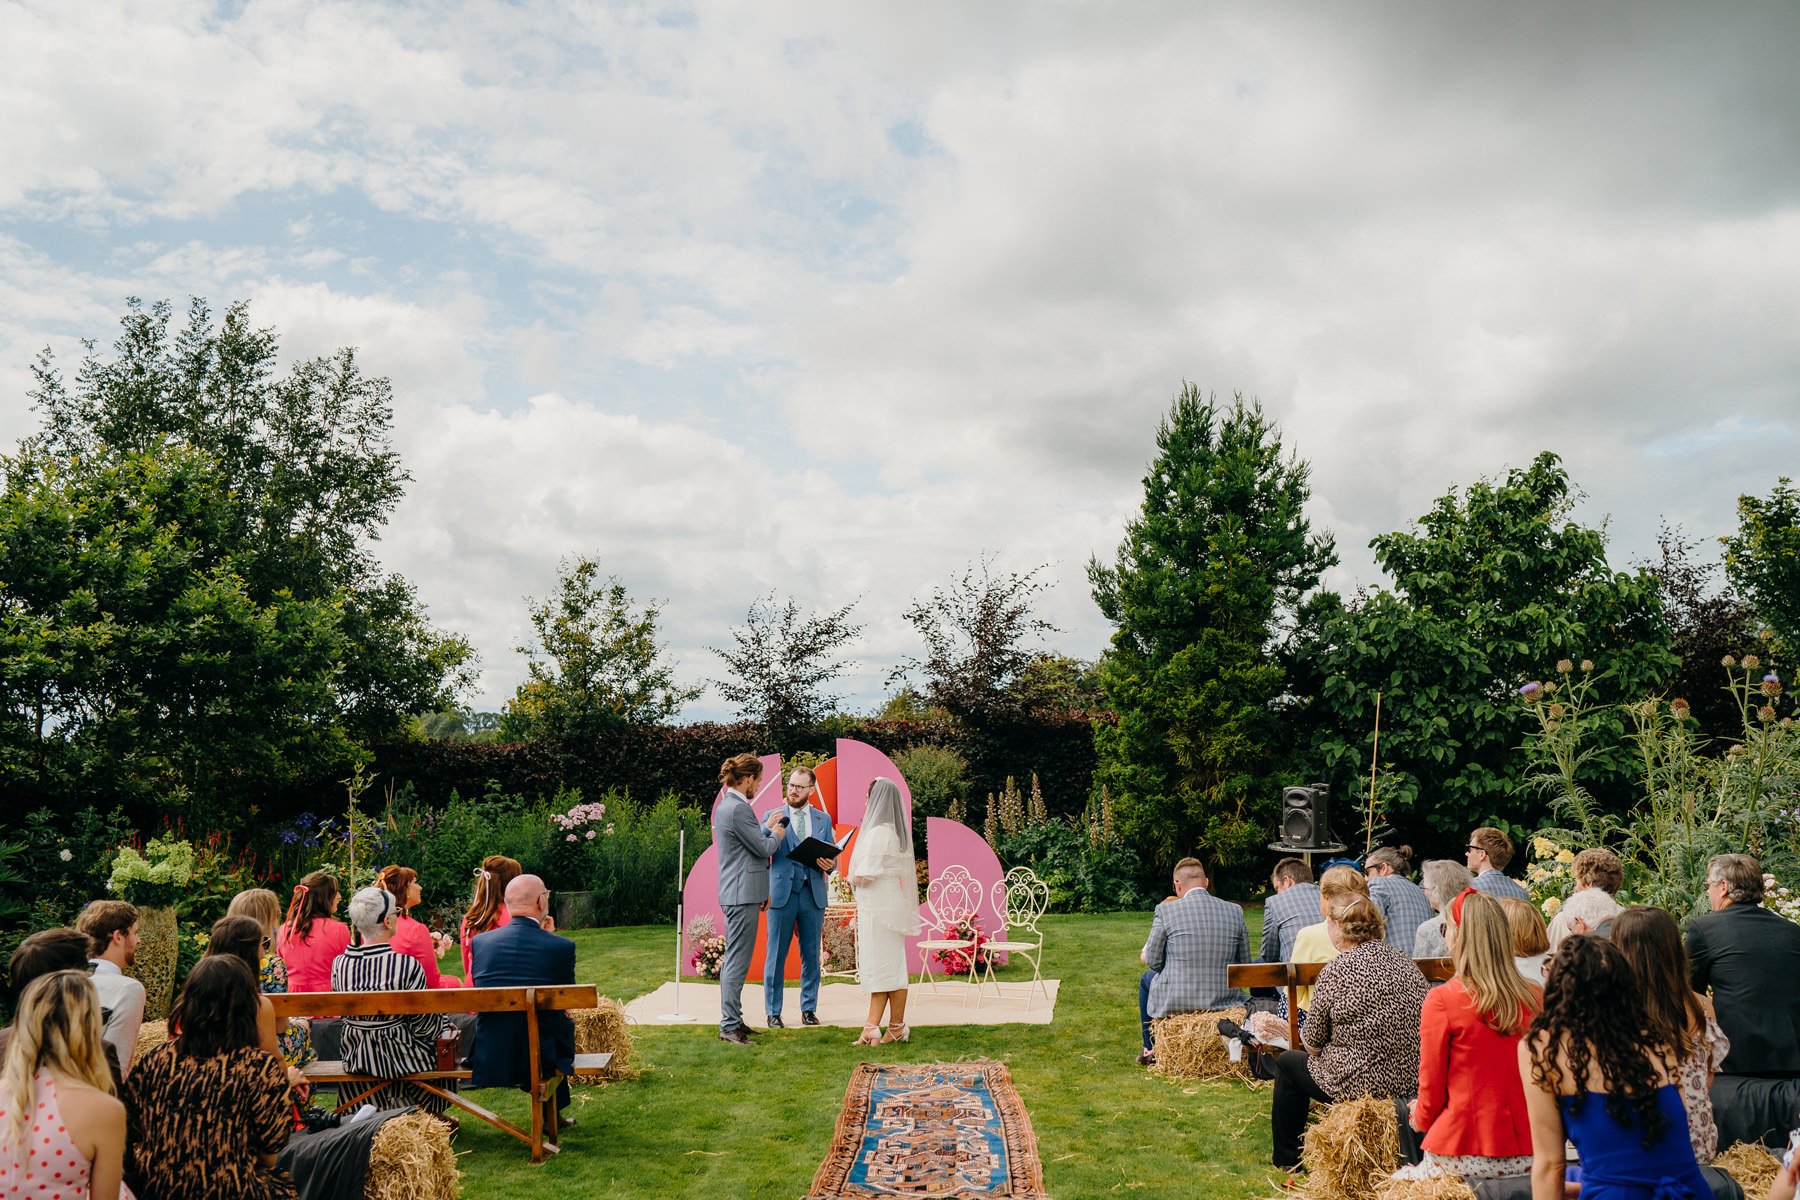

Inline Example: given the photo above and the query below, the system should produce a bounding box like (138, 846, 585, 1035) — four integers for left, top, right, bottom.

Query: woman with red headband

(274, 871, 351, 993)
(1393, 887, 1541, 1185)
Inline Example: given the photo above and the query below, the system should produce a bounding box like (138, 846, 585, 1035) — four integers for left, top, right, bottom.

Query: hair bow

(1448, 886, 1479, 925)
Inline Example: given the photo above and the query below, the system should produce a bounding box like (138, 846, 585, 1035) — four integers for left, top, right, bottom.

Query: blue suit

(469, 915, 577, 1110)
(763, 803, 833, 1019)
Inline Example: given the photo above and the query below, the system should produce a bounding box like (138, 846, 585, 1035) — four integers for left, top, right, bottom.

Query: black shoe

(766, 1014, 785, 1029)
(738, 1023, 761, 1037)
(1136, 1049, 1156, 1067)
(719, 1026, 752, 1045)
(802, 1011, 821, 1026)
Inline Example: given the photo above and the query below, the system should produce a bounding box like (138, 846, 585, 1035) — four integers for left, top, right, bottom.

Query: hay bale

(1149, 1006, 1253, 1082)
(570, 998, 638, 1082)
(1714, 1141, 1780, 1196)
(1300, 1095, 1399, 1200)
(365, 1111, 459, 1200)
(1371, 1176, 1476, 1200)
(134, 1019, 170, 1063)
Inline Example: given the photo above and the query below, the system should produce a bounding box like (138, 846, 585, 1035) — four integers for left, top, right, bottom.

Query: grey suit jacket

(714, 789, 782, 906)
(1143, 887, 1250, 1017)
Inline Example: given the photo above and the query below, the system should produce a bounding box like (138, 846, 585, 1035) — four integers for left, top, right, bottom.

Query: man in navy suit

(763, 765, 839, 1028)
(469, 874, 577, 1124)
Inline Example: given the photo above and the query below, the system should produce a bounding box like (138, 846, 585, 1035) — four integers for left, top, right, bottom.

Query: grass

(431, 911, 1282, 1199)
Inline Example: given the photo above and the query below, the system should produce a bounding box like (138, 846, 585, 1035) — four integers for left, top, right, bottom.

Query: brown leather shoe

(719, 1026, 753, 1045)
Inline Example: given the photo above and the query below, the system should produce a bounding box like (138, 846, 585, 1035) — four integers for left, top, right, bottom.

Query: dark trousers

(1138, 969, 1158, 1050)
(1271, 1049, 1333, 1168)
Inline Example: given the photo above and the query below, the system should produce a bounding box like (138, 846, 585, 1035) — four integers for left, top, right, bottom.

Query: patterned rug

(804, 1060, 1048, 1198)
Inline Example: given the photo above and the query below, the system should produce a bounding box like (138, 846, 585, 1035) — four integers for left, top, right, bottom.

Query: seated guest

(1548, 886, 1624, 951)
(1412, 860, 1476, 959)
(208, 917, 312, 1104)
(1466, 827, 1529, 901)
(123, 956, 296, 1200)
(332, 887, 451, 1121)
(1499, 898, 1551, 985)
(0, 930, 122, 1090)
(76, 899, 147, 1076)
(375, 865, 464, 988)
(1136, 858, 1249, 1067)
(1261, 858, 1322, 964)
(1246, 866, 1370, 1047)
(275, 872, 351, 993)
(1365, 846, 1434, 952)
(1520, 936, 1708, 1200)
(1614, 905, 1729, 1165)
(1544, 848, 1623, 944)
(1394, 889, 1539, 1184)
(470, 875, 577, 1126)
(0, 970, 131, 1200)
(1269, 895, 1428, 1169)
(227, 889, 313, 1067)
(459, 856, 522, 982)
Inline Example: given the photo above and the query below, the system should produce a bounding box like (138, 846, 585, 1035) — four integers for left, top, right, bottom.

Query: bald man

(468, 873, 578, 1127)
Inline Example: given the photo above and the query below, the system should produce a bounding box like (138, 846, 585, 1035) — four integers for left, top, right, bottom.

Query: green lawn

(441, 911, 1281, 1199)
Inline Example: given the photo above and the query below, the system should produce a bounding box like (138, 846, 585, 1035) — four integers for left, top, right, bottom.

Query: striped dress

(329, 942, 448, 1113)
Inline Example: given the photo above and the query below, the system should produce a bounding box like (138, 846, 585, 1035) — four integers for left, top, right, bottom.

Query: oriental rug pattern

(803, 1060, 1047, 1198)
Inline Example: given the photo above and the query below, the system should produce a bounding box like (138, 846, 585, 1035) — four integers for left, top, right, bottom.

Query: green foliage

(712, 594, 862, 732)
(1724, 477, 1800, 659)
(576, 792, 710, 926)
(1524, 657, 1800, 917)
(1303, 451, 1677, 839)
(502, 556, 701, 742)
(177, 832, 265, 928)
(994, 819, 1150, 913)
(106, 836, 196, 909)
(1089, 386, 1335, 874)
(891, 743, 970, 848)
(3, 297, 473, 829)
(1644, 524, 1767, 741)
(392, 785, 556, 915)
(893, 556, 1057, 727)
(10, 806, 137, 928)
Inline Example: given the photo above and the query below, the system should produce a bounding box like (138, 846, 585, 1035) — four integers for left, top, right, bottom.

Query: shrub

(892, 743, 970, 848)
(994, 812, 1150, 913)
(106, 836, 196, 909)
(578, 792, 710, 926)
(390, 784, 555, 916)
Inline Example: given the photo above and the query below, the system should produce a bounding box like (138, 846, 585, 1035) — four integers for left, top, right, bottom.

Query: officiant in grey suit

(714, 752, 785, 1045)
(763, 764, 839, 1028)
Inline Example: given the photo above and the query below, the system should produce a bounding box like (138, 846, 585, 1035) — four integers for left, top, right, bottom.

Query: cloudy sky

(3, 1, 1796, 718)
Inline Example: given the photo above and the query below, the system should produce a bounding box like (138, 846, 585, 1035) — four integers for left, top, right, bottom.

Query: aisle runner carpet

(803, 1060, 1048, 1198)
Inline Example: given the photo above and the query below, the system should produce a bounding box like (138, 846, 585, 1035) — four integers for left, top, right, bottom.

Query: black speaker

(1280, 783, 1330, 848)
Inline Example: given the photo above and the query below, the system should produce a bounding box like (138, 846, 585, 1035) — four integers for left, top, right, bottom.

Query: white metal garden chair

(977, 867, 1051, 1008)
(914, 865, 983, 996)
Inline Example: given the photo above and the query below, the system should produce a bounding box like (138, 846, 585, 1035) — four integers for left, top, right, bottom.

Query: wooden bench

(268, 984, 602, 1162)
(1225, 957, 1453, 1047)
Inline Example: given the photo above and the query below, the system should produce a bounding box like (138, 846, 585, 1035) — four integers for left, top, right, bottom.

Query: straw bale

(1714, 1141, 1780, 1196)
(134, 1020, 169, 1062)
(571, 997, 638, 1082)
(1370, 1175, 1476, 1200)
(365, 1111, 459, 1200)
(1149, 1006, 1254, 1083)
(1300, 1095, 1399, 1200)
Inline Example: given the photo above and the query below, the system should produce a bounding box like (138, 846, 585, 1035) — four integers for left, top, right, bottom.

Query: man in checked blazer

(1137, 857, 1249, 1066)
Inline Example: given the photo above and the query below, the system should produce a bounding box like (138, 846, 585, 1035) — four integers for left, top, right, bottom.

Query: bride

(847, 778, 922, 1046)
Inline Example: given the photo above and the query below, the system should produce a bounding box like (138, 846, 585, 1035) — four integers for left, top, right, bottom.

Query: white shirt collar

(90, 959, 121, 975)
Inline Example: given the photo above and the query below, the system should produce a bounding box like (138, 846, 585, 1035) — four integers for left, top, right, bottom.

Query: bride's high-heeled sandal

(880, 1022, 909, 1044)
(853, 1024, 882, 1046)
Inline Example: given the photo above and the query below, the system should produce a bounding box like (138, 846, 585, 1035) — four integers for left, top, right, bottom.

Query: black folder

(785, 831, 850, 867)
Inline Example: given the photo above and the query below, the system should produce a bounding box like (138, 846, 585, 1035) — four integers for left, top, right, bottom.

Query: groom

(764, 764, 838, 1028)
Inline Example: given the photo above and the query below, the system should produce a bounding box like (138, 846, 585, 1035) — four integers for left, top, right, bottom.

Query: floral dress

(1676, 1015, 1729, 1164)
(259, 951, 314, 1067)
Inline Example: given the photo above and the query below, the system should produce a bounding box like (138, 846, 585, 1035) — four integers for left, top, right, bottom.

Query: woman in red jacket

(375, 864, 464, 988)
(1394, 888, 1542, 1184)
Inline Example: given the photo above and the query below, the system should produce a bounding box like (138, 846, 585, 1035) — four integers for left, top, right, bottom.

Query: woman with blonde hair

(1269, 893, 1428, 1169)
(1395, 888, 1540, 1183)
(1499, 897, 1551, 985)
(847, 778, 922, 1046)
(0, 971, 131, 1199)
(1248, 866, 1371, 1045)
(460, 856, 522, 981)
(227, 889, 312, 1067)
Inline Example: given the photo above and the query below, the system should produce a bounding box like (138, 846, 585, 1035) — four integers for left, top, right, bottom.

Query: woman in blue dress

(1519, 935, 1711, 1200)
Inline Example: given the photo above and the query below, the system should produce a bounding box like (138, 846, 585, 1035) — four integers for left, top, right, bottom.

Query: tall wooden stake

(1366, 692, 1383, 856)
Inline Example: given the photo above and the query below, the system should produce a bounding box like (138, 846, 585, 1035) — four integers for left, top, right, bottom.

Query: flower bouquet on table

(931, 914, 994, 976)
(686, 914, 727, 979)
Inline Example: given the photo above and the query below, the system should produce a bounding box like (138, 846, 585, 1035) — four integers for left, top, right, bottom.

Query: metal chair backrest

(993, 867, 1050, 938)
(925, 865, 983, 932)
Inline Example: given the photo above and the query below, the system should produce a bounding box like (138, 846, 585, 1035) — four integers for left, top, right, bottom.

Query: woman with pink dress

(274, 872, 351, 993)
(0, 969, 133, 1199)
(375, 865, 463, 987)
(458, 855, 522, 982)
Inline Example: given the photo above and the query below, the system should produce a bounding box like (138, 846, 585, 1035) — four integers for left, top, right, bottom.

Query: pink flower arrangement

(931, 914, 994, 976)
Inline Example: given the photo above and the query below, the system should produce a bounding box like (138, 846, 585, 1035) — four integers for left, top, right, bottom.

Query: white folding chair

(978, 867, 1050, 1008)
(914, 865, 983, 995)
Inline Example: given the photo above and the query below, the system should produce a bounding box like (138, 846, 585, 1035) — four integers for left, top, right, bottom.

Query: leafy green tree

(1088, 386, 1337, 872)
(1642, 524, 1764, 740)
(1723, 477, 1800, 660)
(501, 556, 701, 742)
(25, 297, 474, 743)
(1301, 451, 1677, 841)
(892, 557, 1056, 726)
(0, 445, 353, 824)
(711, 594, 862, 732)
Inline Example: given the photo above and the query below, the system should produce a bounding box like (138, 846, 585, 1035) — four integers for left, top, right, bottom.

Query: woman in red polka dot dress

(0, 969, 132, 1198)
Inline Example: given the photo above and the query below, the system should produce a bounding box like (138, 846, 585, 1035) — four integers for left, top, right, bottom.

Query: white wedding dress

(851, 824, 919, 992)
